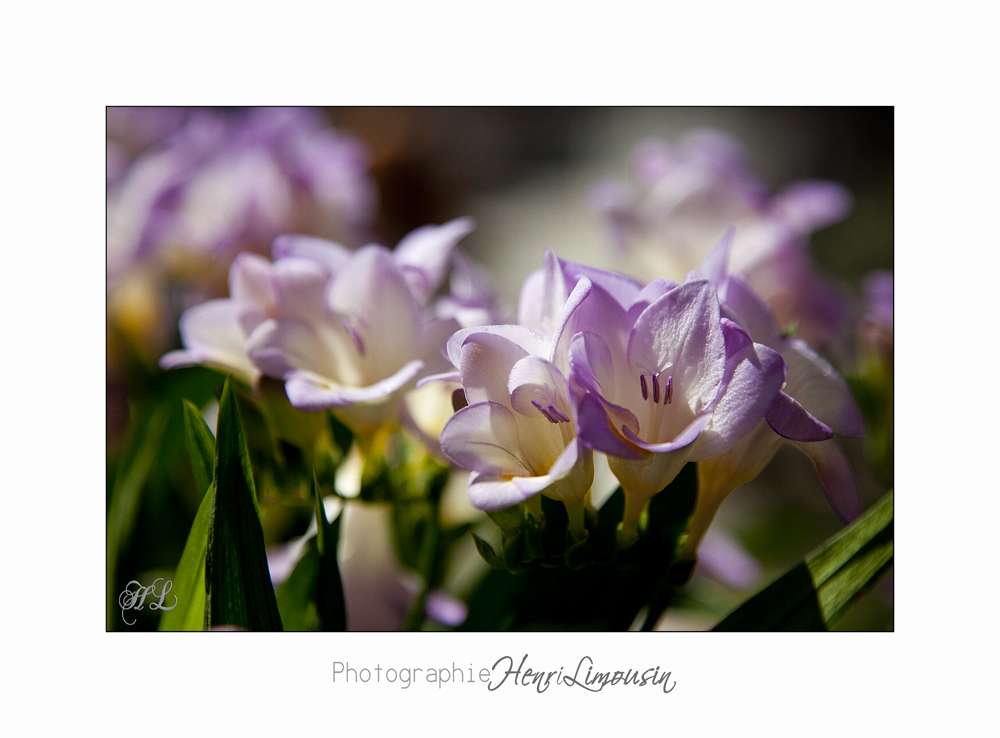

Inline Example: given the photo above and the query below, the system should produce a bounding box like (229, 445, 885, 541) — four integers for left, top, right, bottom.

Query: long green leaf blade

(713, 490, 893, 631)
(106, 405, 169, 629)
(314, 474, 347, 631)
(276, 540, 322, 631)
(182, 399, 215, 496)
(205, 377, 283, 631)
(158, 484, 215, 631)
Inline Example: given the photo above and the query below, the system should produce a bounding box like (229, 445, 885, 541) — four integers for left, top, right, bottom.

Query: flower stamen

(532, 399, 570, 424)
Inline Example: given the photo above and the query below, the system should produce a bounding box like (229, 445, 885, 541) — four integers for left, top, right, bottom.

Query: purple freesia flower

(158, 250, 324, 387)
(162, 218, 477, 443)
(591, 130, 853, 350)
(436, 252, 596, 537)
(561, 250, 786, 545)
(108, 107, 376, 285)
(680, 233, 866, 556)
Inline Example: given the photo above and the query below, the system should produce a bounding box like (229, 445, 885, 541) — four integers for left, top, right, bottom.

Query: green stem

(403, 498, 440, 631)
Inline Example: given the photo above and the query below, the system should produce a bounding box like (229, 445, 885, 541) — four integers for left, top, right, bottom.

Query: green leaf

(205, 377, 283, 631)
(106, 405, 169, 629)
(314, 474, 347, 631)
(713, 489, 894, 631)
(182, 399, 216, 497)
(275, 479, 347, 632)
(277, 539, 322, 632)
(159, 484, 215, 631)
(471, 532, 505, 570)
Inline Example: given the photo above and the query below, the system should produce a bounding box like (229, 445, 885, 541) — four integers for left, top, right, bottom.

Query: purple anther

(548, 405, 571, 423)
(652, 373, 661, 404)
(640, 374, 648, 400)
(532, 400, 570, 424)
(664, 375, 673, 404)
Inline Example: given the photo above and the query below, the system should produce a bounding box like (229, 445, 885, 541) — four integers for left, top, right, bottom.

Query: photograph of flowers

(106, 106, 893, 632)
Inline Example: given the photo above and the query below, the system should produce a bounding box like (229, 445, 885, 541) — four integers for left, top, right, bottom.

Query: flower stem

(403, 496, 440, 631)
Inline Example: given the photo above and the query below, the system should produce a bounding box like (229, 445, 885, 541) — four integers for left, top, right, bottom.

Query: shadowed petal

(576, 393, 645, 460)
(623, 413, 711, 453)
(559, 257, 642, 310)
(508, 355, 572, 421)
(718, 275, 781, 344)
(467, 472, 541, 512)
(689, 328, 785, 460)
(788, 438, 862, 522)
(765, 390, 834, 442)
(782, 338, 865, 436)
(440, 402, 530, 478)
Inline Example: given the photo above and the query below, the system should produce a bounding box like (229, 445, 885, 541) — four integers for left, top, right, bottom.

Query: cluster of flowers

(163, 217, 864, 557)
(108, 107, 376, 285)
(434, 236, 864, 551)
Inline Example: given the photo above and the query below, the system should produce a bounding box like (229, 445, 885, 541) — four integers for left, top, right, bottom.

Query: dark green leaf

(159, 484, 215, 631)
(714, 490, 893, 631)
(471, 532, 505, 570)
(314, 474, 346, 631)
(182, 399, 215, 497)
(277, 539, 322, 632)
(106, 405, 169, 629)
(205, 377, 283, 631)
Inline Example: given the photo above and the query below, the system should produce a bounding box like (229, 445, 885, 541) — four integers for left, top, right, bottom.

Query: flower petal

(773, 180, 852, 232)
(466, 472, 541, 512)
(623, 413, 711, 453)
(517, 248, 567, 339)
(558, 257, 642, 310)
(415, 371, 462, 388)
(568, 331, 616, 400)
(284, 359, 425, 411)
(271, 233, 351, 274)
(781, 338, 865, 436)
(327, 244, 422, 373)
(718, 275, 781, 344)
(160, 299, 258, 384)
(575, 393, 645, 460)
(271, 257, 330, 321)
(689, 327, 785, 460)
(445, 324, 549, 369)
(508, 355, 572, 421)
(440, 402, 530, 478)
(393, 217, 475, 304)
(697, 228, 734, 286)
(788, 438, 862, 522)
(627, 279, 680, 323)
(765, 390, 834, 442)
(627, 280, 726, 414)
(457, 332, 530, 407)
(229, 253, 276, 313)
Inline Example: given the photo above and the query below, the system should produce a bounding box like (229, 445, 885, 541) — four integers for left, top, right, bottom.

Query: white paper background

(4, 1, 994, 734)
